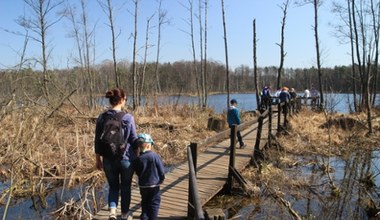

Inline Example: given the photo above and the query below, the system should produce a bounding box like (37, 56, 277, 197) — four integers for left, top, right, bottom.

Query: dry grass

(207, 108, 380, 219)
(2, 99, 379, 218)
(277, 109, 380, 157)
(1, 101, 252, 218)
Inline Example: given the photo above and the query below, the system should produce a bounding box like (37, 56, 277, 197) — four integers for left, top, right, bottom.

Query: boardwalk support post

(187, 144, 205, 220)
(229, 165, 248, 189)
(226, 125, 248, 192)
(267, 103, 272, 148)
(253, 111, 266, 161)
(226, 125, 237, 194)
(277, 102, 281, 132)
(283, 102, 288, 128)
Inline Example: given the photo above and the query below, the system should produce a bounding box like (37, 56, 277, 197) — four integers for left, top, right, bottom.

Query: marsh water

(206, 150, 380, 219)
(1, 93, 379, 219)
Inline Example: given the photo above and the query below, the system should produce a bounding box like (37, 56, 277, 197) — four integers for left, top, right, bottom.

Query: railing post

(268, 103, 272, 148)
(227, 125, 237, 194)
(277, 102, 281, 132)
(187, 144, 204, 220)
(190, 143, 197, 175)
(283, 102, 288, 127)
(254, 115, 263, 157)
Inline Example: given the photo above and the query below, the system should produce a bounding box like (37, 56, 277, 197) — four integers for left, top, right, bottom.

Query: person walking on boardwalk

(260, 86, 272, 111)
(133, 134, 165, 220)
(94, 88, 138, 220)
(227, 99, 245, 148)
(279, 87, 291, 114)
(303, 87, 310, 105)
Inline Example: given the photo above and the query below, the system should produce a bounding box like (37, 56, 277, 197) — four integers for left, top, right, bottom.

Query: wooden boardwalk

(93, 114, 278, 220)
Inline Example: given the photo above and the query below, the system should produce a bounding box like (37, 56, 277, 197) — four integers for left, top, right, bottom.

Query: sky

(0, 0, 351, 70)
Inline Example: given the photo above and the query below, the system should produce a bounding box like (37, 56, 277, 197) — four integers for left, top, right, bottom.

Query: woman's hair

(105, 88, 126, 106)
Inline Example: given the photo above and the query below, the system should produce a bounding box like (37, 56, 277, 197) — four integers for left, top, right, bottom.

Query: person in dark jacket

(279, 87, 291, 114)
(133, 134, 165, 220)
(94, 88, 138, 220)
(227, 99, 245, 148)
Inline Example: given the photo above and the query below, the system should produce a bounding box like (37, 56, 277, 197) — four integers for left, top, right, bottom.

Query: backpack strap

(114, 111, 126, 121)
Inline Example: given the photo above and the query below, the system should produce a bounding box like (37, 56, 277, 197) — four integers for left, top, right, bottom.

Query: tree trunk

(253, 19, 260, 109)
(313, 0, 324, 109)
(221, 0, 230, 107)
(132, 0, 139, 110)
(347, 0, 358, 112)
(276, 0, 289, 89)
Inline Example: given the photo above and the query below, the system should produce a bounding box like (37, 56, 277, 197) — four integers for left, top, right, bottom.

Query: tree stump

(207, 117, 227, 131)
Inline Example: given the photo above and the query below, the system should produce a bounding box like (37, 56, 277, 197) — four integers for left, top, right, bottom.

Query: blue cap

(230, 99, 237, 104)
(137, 133, 154, 145)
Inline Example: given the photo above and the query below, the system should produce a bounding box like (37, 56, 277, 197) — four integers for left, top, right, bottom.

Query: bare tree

(97, 0, 122, 88)
(253, 19, 260, 108)
(16, 0, 64, 101)
(203, 0, 209, 108)
(296, 0, 325, 109)
(80, 0, 96, 108)
(276, 0, 289, 89)
(369, 0, 379, 107)
(153, 0, 169, 95)
(138, 15, 155, 106)
(331, 0, 377, 133)
(221, 0, 230, 107)
(132, 0, 139, 110)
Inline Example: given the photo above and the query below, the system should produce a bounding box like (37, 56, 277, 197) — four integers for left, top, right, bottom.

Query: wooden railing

(186, 98, 303, 218)
(187, 143, 205, 220)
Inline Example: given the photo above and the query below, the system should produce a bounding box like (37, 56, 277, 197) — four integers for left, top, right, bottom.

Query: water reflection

(206, 150, 380, 219)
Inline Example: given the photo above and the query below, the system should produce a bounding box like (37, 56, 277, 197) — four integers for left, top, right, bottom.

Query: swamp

(0, 101, 380, 219)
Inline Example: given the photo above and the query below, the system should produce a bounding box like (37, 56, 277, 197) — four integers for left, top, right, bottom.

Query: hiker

(260, 86, 272, 111)
(310, 87, 319, 108)
(289, 88, 297, 100)
(227, 99, 245, 148)
(94, 88, 138, 220)
(133, 134, 166, 220)
(279, 87, 291, 114)
(303, 88, 310, 105)
(272, 87, 282, 105)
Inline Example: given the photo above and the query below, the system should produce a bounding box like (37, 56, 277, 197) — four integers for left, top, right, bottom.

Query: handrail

(197, 117, 259, 148)
(187, 145, 205, 220)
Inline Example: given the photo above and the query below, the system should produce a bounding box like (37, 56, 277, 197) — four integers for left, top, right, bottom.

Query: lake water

(134, 93, 376, 114)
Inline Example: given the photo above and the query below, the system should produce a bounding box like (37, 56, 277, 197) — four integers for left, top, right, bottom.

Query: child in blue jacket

(133, 134, 165, 220)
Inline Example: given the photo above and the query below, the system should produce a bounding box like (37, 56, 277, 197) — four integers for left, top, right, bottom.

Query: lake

(130, 93, 376, 114)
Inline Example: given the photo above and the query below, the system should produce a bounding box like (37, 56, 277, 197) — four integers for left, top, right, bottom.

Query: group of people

(259, 86, 297, 112)
(94, 88, 165, 220)
(259, 85, 320, 111)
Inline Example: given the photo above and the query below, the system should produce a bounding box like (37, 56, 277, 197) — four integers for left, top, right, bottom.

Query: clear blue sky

(0, 0, 350, 70)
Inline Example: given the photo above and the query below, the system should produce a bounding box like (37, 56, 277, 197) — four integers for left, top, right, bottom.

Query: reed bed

(1, 101, 253, 219)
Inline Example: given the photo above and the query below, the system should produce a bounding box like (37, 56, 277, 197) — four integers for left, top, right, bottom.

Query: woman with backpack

(94, 88, 138, 220)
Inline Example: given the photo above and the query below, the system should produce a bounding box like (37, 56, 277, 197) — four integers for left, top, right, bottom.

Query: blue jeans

(140, 187, 161, 220)
(103, 158, 133, 213)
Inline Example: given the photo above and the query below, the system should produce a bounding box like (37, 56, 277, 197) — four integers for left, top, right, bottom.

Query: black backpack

(99, 112, 126, 159)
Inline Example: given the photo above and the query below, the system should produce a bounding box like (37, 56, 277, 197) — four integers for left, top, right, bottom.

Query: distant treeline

(1, 61, 376, 100)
